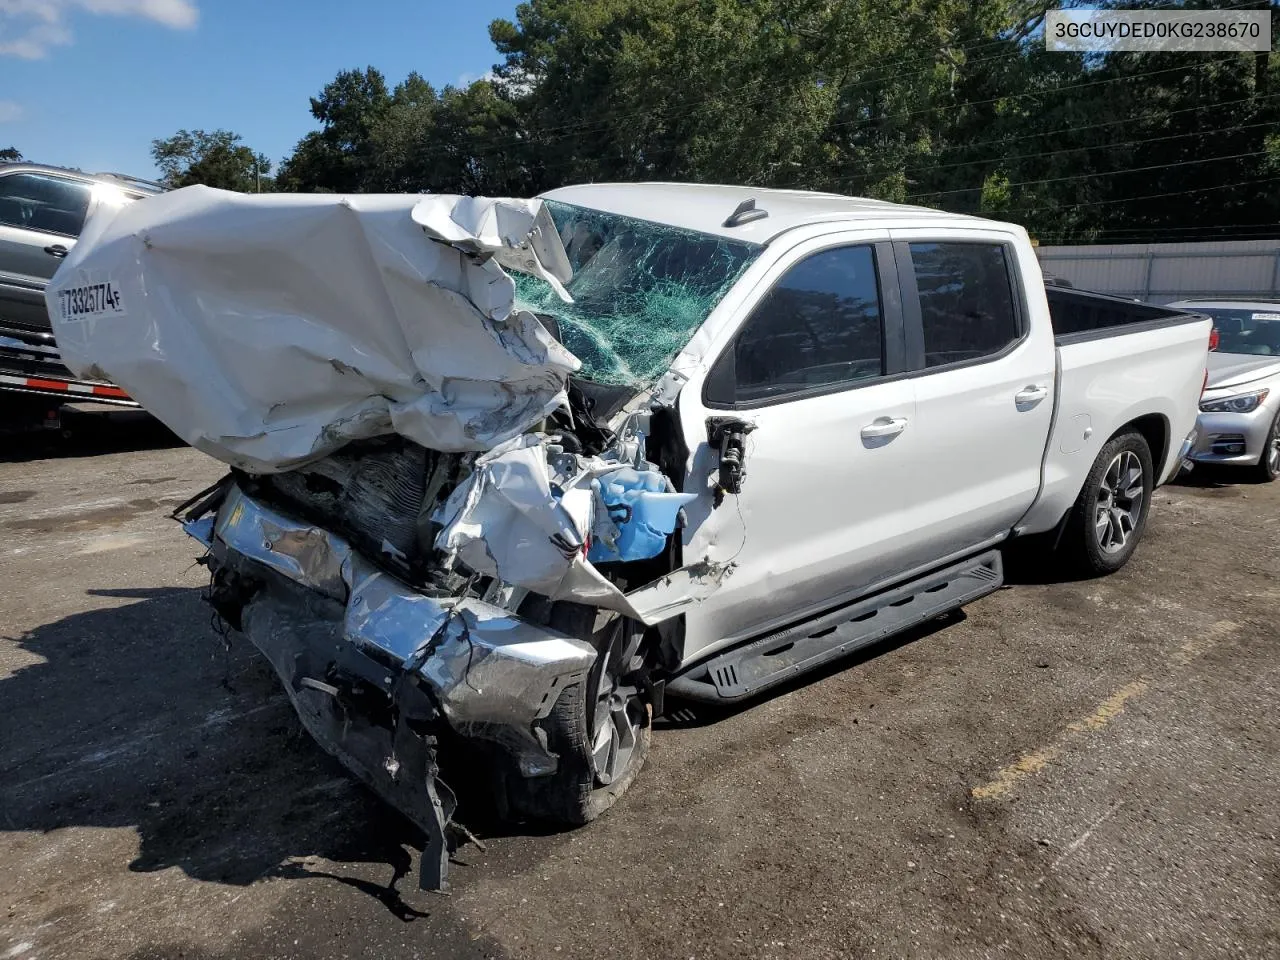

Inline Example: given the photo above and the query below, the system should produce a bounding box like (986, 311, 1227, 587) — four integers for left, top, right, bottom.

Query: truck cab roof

(539, 181, 991, 244)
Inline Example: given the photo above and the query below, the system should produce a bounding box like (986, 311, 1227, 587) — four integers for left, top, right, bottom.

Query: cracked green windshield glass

(513, 199, 761, 387)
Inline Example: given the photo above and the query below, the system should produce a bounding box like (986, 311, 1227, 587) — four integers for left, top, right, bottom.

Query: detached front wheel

(507, 604, 651, 825)
(1064, 429, 1153, 576)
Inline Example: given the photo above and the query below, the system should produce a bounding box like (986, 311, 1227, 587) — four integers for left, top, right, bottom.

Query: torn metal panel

(344, 564, 596, 777)
(182, 515, 215, 549)
(209, 483, 597, 777)
(432, 434, 706, 624)
(214, 484, 353, 601)
(235, 584, 457, 890)
(611, 560, 736, 624)
(47, 188, 581, 473)
(191, 472, 723, 884)
(411, 195, 573, 302)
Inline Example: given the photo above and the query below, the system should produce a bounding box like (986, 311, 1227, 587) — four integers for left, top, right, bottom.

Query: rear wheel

(1251, 408, 1280, 482)
(506, 604, 650, 825)
(1063, 429, 1153, 575)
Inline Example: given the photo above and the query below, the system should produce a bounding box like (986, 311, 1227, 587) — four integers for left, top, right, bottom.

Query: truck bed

(1045, 286, 1204, 344)
(1018, 287, 1211, 536)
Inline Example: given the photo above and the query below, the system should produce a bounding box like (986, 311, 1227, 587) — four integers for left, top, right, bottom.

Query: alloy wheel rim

(589, 620, 644, 786)
(1095, 450, 1145, 555)
(1269, 427, 1280, 474)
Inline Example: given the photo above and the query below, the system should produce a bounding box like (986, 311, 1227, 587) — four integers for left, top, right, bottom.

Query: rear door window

(713, 244, 885, 404)
(909, 242, 1020, 367)
(0, 173, 92, 237)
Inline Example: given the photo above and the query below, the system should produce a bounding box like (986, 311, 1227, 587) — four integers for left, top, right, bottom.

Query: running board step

(666, 550, 1003, 704)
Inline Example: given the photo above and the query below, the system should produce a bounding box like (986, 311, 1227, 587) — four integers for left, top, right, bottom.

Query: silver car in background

(1169, 300, 1280, 482)
(1, 163, 158, 413)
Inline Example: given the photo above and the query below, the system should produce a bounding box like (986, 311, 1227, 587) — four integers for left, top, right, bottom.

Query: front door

(679, 235, 922, 665)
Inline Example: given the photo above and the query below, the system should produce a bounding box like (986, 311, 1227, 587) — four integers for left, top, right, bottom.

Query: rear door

(887, 230, 1056, 569)
(679, 233, 922, 662)
(0, 171, 93, 330)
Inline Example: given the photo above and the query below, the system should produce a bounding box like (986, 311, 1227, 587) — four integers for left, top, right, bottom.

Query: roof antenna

(723, 198, 769, 228)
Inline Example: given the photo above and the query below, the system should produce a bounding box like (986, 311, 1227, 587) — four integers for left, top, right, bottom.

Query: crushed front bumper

(184, 483, 597, 889)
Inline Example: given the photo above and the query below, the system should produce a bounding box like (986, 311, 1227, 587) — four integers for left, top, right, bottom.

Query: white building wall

(1036, 239, 1280, 303)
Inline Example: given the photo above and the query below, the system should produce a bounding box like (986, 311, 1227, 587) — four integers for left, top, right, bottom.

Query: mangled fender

(47, 187, 580, 473)
(433, 434, 728, 625)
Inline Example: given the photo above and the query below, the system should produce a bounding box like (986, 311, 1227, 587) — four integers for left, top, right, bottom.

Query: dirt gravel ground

(1, 421, 1278, 960)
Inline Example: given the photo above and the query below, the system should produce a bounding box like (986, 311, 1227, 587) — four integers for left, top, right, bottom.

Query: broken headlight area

(178, 397, 729, 890)
(188, 480, 602, 891)
(221, 399, 703, 607)
(84, 187, 746, 889)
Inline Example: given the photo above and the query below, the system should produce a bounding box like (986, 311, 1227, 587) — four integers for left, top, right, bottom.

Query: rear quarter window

(910, 242, 1019, 367)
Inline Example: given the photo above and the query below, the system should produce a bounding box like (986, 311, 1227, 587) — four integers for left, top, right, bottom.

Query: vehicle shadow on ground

(1172, 464, 1260, 488)
(0, 409, 182, 463)
(998, 539, 1103, 587)
(0, 586, 489, 922)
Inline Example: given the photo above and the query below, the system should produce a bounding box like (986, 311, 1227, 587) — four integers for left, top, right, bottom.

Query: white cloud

(455, 70, 497, 88)
(0, 0, 197, 59)
(0, 100, 23, 122)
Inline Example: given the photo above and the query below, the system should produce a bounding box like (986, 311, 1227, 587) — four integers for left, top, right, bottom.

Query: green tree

(151, 129, 272, 191)
(407, 78, 529, 194)
(267, 0, 1278, 242)
(278, 68, 531, 196)
(276, 67, 392, 192)
(485, 0, 1059, 194)
(0, 147, 21, 162)
(489, 0, 845, 188)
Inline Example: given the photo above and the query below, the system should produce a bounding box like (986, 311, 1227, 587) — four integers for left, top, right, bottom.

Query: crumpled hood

(1206, 352, 1280, 391)
(46, 187, 582, 473)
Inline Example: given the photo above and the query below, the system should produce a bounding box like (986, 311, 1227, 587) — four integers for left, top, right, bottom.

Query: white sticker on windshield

(58, 282, 126, 322)
(1250, 312, 1280, 322)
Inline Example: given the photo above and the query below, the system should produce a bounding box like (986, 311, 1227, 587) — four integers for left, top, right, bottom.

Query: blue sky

(0, 0, 520, 178)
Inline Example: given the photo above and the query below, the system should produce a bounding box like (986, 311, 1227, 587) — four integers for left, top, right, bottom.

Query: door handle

(860, 416, 908, 440)
(1015, 385, 1049, 405)
(44, 244, 68, 259)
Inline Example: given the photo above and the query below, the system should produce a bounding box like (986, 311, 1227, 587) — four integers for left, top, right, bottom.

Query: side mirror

(706, 417, 756, 507)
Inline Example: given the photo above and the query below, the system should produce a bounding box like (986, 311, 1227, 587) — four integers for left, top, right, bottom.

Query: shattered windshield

(513, 199, 761, 387)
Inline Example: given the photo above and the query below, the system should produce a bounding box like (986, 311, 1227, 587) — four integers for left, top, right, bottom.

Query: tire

(506, 604, 651, 825)
(1063, 429, 1154, 576)
(1251, 408, 1280, 483)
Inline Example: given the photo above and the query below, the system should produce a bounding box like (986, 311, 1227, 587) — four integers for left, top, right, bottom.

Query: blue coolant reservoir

(587, 467, 698, 564)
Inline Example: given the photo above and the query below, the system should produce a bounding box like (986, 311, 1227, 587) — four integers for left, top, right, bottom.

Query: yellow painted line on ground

(972, 681, 1145, 800)
(972, 620, 1240, 800)
(971, 744, 1069, 801)
(1171, 618, 1241, 666)
(1064, 680, 1148, 734)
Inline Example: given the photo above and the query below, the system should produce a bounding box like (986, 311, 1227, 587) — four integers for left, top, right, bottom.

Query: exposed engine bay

(177, 380, 727, 891)
(53, 187, 747, 890)
(232, 379, 715, 612)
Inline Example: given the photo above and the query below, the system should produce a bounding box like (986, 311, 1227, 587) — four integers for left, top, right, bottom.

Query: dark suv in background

(0, 163, 159, 422)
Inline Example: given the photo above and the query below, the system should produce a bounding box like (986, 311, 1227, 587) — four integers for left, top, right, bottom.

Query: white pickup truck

(47, 183, 1210, 889)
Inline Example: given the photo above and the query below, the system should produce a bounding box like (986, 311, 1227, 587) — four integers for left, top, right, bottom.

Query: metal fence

(1035, 239, 1280, 304)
